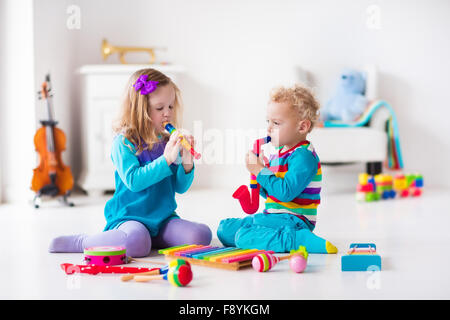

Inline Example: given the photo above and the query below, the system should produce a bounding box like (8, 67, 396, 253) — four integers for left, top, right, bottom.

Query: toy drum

(83, 246, 127, 266)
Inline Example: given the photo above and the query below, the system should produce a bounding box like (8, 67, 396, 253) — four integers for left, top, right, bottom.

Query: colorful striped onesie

(258, 140, 322, 231)
(217, 140, 337, 253)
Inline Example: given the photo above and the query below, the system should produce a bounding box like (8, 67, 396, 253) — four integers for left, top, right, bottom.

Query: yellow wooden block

(359, 173, 369, 185)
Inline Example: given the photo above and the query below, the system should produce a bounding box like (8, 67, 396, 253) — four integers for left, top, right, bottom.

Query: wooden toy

(163, 122, 201, 159)
(289, 246, 308, 273)
(127, 257, 167, 265)
(61, 263, 159, 275)
(290, 255, 307, 273)
(341, 243, 381, 272)
(158, 244, 274, 271)
(83, 246, 127, 266)
(357, 172, 423, 202)
(121, 258, 190, 282)
(252, 252, 284, 272)
(233, 136, 271, 214)
(134, 263, 193, 287)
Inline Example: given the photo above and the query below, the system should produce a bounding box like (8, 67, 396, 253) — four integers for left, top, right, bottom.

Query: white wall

(33, 0, 80, 188)
(0, 0, 36, 203)
(4, 0, 449, 201)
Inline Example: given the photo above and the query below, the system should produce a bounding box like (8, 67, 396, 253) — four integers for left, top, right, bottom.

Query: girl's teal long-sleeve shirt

(103, 135, 194, 236)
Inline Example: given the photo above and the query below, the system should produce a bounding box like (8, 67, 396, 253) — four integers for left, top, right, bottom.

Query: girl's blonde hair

(269, 84, 320, 133)
(113, 68, 183, 154)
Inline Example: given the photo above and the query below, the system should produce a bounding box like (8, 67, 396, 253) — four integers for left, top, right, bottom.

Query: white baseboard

(2, 185, 36, 204)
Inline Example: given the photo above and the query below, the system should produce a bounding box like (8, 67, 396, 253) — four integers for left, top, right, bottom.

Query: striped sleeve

(256, 148, 318, 203)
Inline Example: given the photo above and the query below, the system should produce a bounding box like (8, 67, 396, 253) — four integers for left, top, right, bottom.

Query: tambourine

(83, 246, 127, 266)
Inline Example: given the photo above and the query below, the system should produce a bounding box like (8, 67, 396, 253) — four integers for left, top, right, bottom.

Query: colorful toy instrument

(163, 122, 201, 159)
(289, 246, 308, 273)
(356, 173, 423, 202)
(158, 244, 274, 271)
(233, 136, 271, 214)
(61, 263, 159, 275)
(83, 246, 127, 266)
(133, 261, 193, 287)
(341, 243, 381, 272)
(252, 245, 308, 273)
(121, 259, 188, 282)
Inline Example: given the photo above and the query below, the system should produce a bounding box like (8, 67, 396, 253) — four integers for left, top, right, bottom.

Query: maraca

(289, 246, 308, 273)
(163, 122, 201, 159)
(252, 246, 308, 273)
(252, 252, 286, 272)
(134, 264, 193, 287)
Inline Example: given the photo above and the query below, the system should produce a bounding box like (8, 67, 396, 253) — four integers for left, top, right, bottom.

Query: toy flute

(233, 136, 271, 214)
(163, 122, 201, 160)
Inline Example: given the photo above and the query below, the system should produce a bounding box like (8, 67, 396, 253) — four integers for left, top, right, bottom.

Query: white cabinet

(77, 64, 185, 195)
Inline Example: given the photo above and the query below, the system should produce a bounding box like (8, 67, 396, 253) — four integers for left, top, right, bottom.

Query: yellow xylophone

(158, 244, 274, 271)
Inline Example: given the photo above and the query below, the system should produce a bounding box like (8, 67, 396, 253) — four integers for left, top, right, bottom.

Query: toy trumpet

(233, 136, 271, 214)
(163, 122, 201, 160)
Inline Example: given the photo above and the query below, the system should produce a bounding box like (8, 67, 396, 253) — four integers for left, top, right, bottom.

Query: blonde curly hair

(113, 68, 183, 154)
(269, 84, 320, 133)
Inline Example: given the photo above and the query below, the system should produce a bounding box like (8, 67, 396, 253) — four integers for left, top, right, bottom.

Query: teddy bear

(321, 69, 368, 122)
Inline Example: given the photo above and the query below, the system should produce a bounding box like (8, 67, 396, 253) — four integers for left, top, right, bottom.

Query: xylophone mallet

(134, 264, 193, 287)
(121, 258, 190, 282)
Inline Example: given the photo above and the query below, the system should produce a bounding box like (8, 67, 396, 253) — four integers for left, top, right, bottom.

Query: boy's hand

(245, 151, 265, 176)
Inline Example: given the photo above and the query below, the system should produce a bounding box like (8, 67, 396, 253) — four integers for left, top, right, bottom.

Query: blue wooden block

(341, 243, 382, 272)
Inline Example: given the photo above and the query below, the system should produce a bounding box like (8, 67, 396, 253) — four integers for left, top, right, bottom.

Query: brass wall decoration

(101, 39, 161, 64)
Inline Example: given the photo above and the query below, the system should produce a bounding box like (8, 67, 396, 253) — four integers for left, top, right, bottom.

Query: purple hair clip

(133, 74, 158, 95)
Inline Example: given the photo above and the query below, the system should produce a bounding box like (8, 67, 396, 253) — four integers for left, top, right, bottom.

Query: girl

(49, 68, 212, 257)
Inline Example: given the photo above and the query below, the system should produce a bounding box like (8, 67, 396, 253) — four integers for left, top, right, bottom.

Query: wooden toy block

(341, 243, 381, 272)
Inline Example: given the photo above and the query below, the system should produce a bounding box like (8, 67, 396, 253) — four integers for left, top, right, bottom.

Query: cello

(31, 74, 74, 208)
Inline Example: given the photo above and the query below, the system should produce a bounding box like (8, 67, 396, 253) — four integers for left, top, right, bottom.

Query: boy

(218, 84, 338, 253)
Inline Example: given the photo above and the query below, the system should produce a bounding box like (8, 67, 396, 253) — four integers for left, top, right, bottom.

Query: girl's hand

(245, 150, 265, 176)
(180, 132, 194, 173)
(163, 132, 181, 166)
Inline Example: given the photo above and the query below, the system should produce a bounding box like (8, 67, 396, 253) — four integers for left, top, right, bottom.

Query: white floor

(1, 186, 449, 300)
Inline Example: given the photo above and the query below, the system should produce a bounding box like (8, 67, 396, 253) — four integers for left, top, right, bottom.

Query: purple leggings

(50, 219, 212, 258)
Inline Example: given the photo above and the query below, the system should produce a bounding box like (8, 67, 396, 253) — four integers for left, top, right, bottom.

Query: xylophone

(341, 243, 382, 271)
(158, 244, 274, 271)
